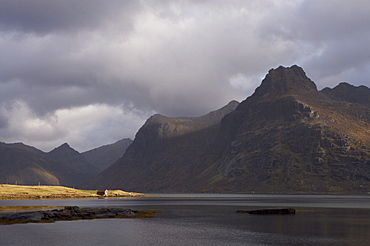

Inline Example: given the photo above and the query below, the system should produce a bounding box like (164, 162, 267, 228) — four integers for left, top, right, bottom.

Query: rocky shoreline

(0, 206, 156, 224)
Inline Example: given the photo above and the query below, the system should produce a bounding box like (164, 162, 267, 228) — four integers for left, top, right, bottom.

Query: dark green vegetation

(0, 139, 132, 187)
(85, 66, 370, 193)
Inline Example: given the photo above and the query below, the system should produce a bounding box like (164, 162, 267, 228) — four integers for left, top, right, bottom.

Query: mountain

(0, 139, 131, 187)
(0, 142, 46, 156)
(47, 143, 100, 176)
(84, 65, 370, 193)
(84, 100, 239, 190)
(0, 142, 83, 186)
(199, 66, 370, 193)
(321, 82, 370, 107)
(82, 138, 133, 172)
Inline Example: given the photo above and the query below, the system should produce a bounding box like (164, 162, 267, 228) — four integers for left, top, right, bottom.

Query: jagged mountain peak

(49, 142, 79, 155)
(47, 142, 100, 176)
(58, 142, 71, 149)
(253, 65, 317, 99)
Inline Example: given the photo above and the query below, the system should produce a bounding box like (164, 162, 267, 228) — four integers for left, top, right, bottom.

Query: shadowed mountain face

(47, 143, 100, 176)
(84, 65, 370, 193)
(321, 82, 370, 107)
(83, 101, 240, 191)
(0, 139, 132, 187)
(82, 138, 133, 172)
(0, 143, 83, 186)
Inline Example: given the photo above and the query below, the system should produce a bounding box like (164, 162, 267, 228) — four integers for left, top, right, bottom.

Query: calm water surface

(1, 194, 370, 245)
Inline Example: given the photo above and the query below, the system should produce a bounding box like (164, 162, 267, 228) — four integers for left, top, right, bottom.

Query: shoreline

(0, 196, 135, 200)
(0, 206, 158, 224)
(0, 184, 148, 200)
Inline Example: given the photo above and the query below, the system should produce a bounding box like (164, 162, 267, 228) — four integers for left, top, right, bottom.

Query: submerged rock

(236, 208, 296, 215)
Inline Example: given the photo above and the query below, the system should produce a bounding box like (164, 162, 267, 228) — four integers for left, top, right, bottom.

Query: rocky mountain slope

(85, 101, 240, 191)
(197, 66, 370, 193)
(82, 138, 133, 172)
(85, 65, 370, 193)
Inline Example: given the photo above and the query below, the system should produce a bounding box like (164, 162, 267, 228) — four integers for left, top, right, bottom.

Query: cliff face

(84, 65, 370, 193)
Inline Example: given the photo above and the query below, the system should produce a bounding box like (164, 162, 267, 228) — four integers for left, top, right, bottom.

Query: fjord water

(1, 194, 370, 245)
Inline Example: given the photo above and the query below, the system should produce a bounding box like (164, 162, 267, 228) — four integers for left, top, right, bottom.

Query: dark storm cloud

(0, 0, 140, 34)
(259, 0, 370, 87)
(20, 81, 153, 117)
(0, 0, 369, 151)
(0, 114, 8, 129)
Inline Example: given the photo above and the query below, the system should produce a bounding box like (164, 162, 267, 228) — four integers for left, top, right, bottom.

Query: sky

(0, 0, 370, 152)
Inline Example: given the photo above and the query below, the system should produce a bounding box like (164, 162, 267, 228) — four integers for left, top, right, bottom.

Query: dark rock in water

(64, 206, 80, 213)
(0, 206, 155, 224)
(4, 211, 45, 222)
(236, 208, 296, 215)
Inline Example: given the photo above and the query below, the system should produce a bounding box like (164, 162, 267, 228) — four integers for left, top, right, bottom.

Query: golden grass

(108, 189, 144, 197)
(0, 184, 146, 200)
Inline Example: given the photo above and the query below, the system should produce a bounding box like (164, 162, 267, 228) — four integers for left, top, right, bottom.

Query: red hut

(97, 189, 108, 196)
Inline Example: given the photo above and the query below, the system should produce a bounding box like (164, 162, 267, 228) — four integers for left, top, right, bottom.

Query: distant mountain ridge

(321, 82, 370, 107)
(0, 142, 82, 186)
(47, 143, 100, 176)
(84, 65, 370, 193)
(0, 139, 132, 187)
(82, 139, 133, 172)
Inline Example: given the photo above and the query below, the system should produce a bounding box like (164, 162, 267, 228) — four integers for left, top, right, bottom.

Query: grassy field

(0, 184, 145, 200)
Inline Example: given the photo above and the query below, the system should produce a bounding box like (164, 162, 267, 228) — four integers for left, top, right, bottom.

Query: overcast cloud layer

(1, 0, 369, 152)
